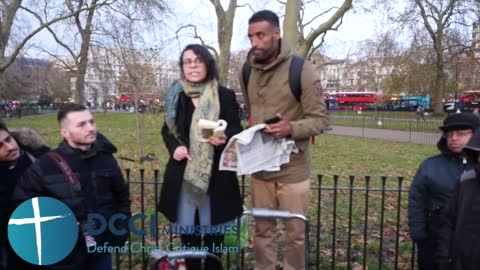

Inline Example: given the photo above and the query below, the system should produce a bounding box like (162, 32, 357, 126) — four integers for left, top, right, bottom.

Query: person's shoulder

(421, 153, 446, 165)
(218, 85, 236, 98)
(460, 169, 477, 183)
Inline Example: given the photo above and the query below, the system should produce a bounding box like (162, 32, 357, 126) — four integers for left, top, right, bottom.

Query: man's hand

(208, 132, 227, 146)
(173, 146, 192, 161)
(263, 114, 292, 139)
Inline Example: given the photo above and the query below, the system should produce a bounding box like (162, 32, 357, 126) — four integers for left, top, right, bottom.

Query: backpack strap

(47, 152, 81, 193)
(241, 61, 252, 100)
(289, 55, 305, 102)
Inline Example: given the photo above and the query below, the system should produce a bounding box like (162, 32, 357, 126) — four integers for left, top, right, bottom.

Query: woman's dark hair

(179, 44, 218, 82)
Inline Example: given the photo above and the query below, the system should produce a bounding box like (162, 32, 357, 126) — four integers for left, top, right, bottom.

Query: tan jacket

(239, 39, 328, 183)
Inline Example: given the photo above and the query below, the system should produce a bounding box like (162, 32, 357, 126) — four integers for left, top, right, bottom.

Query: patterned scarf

(164, 79, 220, 207)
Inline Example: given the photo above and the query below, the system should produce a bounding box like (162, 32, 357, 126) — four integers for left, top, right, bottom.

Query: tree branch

(19, 6, 79, 65)
(0, 0, 113, 72)
(303, 0, 352, 55)
(175, 24, 219, 60)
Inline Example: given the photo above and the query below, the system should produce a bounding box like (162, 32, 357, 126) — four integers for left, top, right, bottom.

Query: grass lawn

(7, 112, 437, 180)
(5, 112, 438, 269)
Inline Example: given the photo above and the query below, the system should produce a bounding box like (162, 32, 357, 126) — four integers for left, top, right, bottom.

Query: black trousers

(416, 236, 439, 270)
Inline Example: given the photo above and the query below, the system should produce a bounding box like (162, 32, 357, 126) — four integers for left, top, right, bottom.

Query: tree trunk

(282, 0, 352, 58)
(217, 12, 234, 85)
(433, 49, 446, 115)
(212, 0, 236, 85)
(283, 0, 300, 53)
(73, 1, 97, 105)
(0, 0, 22, 73)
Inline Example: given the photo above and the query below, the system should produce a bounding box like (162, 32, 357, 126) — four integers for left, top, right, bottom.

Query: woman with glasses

(158, 44, 243, 270)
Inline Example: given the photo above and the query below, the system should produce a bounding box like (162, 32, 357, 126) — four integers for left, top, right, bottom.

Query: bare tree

(395, 0, 479, 114)
(176, 0, 355, 86)
(98, 2, 168, 164)
(38, 0, 166, 105)
(0, 0, 111, 73)
(283, 0, 354, 58)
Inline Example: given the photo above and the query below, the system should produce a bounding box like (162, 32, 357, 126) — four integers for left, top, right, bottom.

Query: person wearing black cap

(435, 127, 480, 270)
(408, 112, 480, 270)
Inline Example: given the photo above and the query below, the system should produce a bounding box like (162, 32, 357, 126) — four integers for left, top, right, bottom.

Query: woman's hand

(173, 146, 192, 161)
(208, 132, 227, 146)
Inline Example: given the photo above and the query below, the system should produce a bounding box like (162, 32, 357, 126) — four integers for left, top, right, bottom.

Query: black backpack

(241, 55, 305, 102)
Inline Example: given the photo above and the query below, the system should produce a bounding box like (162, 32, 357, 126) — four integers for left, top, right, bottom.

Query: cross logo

(8, 197, 79, 265)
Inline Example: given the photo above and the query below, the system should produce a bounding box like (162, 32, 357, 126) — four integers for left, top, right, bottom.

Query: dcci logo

(8, 197, 79, 265)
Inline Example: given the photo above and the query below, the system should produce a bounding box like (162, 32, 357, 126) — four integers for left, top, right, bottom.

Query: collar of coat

(58, 132, 117, 159)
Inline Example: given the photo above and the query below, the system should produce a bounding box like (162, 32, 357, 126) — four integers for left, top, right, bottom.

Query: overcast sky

(24, 0, 386, 60)
(164, 0, 383, 59)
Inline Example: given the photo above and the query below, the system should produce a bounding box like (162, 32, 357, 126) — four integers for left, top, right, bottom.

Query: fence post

(125, 169, 132, 269)
(379, 176, 387, 269)
(140, 169, 146, 267)
(363, 175, 371, 269)
(316, 174, 323, 270)
(362, 116, 365, 137)
(394, 176, 404, 270)
(409, 120, 412, 143)
(332, 175, 339, 269)
(347, 175, 355, 269)
(154, 169, 160, 246)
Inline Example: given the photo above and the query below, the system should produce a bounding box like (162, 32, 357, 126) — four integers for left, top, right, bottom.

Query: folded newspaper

(219, 123, 298, 175)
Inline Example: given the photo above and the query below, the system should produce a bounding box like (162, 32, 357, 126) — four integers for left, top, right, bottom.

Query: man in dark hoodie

(0, 121, 49, 270)
(408, 112, 480, 270)
(13, 104, 130, 270)
(435, 127, 480, 270)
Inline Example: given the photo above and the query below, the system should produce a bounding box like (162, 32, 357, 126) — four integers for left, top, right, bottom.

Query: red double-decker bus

(334, 91, 382, 111)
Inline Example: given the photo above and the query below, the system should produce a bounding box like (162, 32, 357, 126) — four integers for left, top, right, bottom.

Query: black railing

(114, 170, 416, 270)
(328, 115, 442, 145)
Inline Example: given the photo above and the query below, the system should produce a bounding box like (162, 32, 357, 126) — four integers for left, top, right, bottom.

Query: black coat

(158, 86, 243, 225)
(436, 168, 480, 270)
(13, 133, 130, 270)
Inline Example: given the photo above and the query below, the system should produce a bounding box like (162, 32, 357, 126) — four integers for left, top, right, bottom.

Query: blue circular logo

(8, 197, 79, 265)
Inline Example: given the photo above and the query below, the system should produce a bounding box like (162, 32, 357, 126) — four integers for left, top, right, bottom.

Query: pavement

(325, 125, 441, 145)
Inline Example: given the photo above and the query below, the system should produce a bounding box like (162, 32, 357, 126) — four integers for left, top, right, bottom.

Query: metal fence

(112, 170, 416, 270)
(328, 115, 443, 145)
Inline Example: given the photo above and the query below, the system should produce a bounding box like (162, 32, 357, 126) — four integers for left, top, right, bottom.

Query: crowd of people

(1, 8, 479, 270)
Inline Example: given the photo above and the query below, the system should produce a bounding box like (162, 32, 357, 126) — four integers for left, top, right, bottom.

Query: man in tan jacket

(240, 10, 328, 270)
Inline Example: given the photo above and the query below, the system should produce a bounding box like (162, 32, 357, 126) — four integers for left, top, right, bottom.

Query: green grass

(8, 112, 436, 180)
(5, 112, 437, 269)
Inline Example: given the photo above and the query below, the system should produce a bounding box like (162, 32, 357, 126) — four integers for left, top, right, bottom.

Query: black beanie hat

(439, 112, 480, 132)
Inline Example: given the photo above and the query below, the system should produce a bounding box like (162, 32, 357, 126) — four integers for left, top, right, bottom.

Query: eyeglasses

(445, 130, 473, 138)
(182, 58, 204, 66)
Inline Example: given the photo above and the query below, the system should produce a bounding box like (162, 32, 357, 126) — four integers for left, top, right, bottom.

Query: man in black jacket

(436, 127, 480, 270)
(408, 112, 480, 270)
(0, 121, 49, 270)
(13, 104, 130, 270)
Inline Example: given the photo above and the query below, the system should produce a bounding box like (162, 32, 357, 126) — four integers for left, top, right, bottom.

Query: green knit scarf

(180, 79, 220, 207)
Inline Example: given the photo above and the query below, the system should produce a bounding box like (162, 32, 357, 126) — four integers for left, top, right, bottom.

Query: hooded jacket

(13, 133, 130, 269)
(0, 127, 49, 245)
(239, 39, 328, 183)
(435, 168, 480, 269)
(408, 136, 476, 241)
